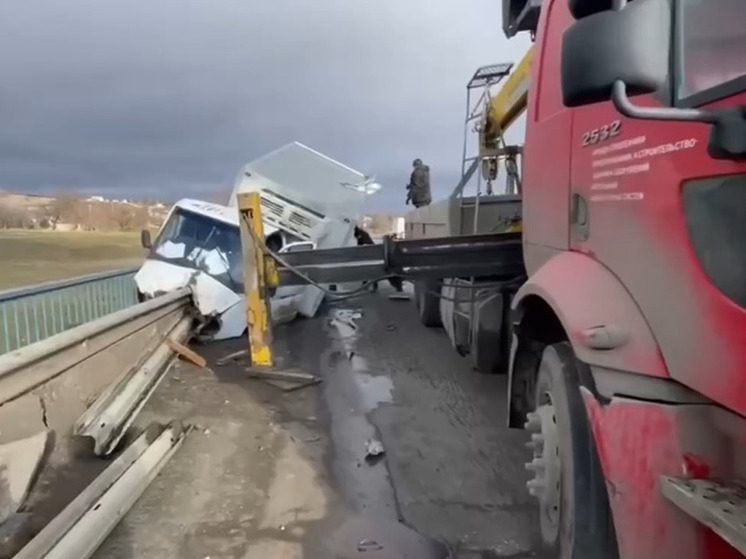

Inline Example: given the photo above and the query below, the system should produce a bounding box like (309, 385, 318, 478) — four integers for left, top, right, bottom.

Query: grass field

(0, 230, 146, 290)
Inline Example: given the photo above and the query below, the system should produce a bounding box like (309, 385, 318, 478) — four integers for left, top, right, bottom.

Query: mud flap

(470, 292, 509, 374)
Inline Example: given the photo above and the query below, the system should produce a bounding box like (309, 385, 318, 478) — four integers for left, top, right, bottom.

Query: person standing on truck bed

(354, 226, 403, 293)
(406, 158, 432, 208)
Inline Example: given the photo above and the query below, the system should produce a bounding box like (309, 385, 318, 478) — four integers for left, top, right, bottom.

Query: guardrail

(0, 288, 192, 555)
(0, 268, 140, 355)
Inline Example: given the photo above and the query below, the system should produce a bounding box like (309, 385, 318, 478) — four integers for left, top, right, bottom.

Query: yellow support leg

(237, 192, 274, 369)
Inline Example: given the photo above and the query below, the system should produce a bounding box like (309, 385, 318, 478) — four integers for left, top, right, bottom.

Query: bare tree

(0, 203, 30, 229)
(48, 192, 81, 229)
(113, 205, 135, 231)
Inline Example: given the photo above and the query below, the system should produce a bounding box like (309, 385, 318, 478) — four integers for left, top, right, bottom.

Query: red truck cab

(508, 0, 746, 556)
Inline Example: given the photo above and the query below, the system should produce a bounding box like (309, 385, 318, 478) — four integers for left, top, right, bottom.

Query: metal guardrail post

(237, 192, 275, 369)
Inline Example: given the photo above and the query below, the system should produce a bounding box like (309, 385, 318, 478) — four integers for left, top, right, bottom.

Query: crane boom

(480, 46, 534, 156)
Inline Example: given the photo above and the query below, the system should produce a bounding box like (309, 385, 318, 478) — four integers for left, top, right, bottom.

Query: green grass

(0, 230, 146, 290)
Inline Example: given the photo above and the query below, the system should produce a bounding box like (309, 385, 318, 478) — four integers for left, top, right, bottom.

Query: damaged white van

(135, 142, 379, 340)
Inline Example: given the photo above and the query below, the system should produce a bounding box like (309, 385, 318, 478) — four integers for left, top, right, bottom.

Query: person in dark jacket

(354, 226, 378, 292)
(354, 226, 374, 246)
(354, 226, 403, 292)
(406, 158, 432, 208)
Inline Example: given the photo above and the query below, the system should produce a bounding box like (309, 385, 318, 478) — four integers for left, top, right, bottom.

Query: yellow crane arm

(481, 46, 535, 153)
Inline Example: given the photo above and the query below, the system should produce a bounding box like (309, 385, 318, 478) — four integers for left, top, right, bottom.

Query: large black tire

(414, 279, 442, 328)
(530, 343, 618, 558)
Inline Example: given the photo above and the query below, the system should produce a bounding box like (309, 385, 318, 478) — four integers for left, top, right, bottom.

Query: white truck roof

(231, 141, 380, 222)
(173, 199, 239, 226)
(172, 198, 282, 236)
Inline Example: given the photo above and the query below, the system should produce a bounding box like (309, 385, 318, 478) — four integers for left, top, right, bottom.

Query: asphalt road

(95, 286, 540, 558)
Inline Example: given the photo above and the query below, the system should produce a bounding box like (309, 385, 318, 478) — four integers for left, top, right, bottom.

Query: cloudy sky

(0, 0, 531, 212)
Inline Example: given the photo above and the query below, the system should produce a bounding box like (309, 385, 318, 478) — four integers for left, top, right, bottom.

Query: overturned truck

(135, 141, 380, 339)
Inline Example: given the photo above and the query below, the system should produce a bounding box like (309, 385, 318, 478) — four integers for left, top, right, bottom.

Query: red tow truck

(247, 0, 746, 556)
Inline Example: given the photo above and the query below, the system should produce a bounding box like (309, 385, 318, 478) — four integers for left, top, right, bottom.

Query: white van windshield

(152, 208, 243, 292)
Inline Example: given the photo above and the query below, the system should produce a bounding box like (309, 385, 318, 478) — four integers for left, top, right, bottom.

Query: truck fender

(507, 252, 668, 426)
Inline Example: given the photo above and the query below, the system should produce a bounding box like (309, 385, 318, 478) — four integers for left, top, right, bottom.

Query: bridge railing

(0, 268, 140, 355)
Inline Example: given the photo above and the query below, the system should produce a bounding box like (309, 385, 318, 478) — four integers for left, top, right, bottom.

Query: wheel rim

(525, 398, 562, 545)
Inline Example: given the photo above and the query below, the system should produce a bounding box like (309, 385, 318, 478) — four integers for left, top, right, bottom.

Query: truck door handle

(571, 193, 590, 241)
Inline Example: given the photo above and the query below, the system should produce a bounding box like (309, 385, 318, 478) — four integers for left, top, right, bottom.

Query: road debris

(216, 348, 249, 366)
(246, 368, 318, 382)
(330, 309, 362, 336)
(358, 538, 384, 552)
(167, 338, 207, 368)
(364, 438, 385, 462)
(388, 292, 411, 301)
(15, 422, 189, 559)
(74, 316, 193, 456)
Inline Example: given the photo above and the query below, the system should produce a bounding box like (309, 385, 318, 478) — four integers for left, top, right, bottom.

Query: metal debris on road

(388, 292, 411, 301)
(357, 539, 384, 552)
(216, 349, 249, 366)
(15, 422, 189, 559)
(246, 367, 322, 392)
(74, 316, 192, 456)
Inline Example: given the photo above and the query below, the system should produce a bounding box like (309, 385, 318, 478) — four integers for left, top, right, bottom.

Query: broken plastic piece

(365, 438, 385, 459)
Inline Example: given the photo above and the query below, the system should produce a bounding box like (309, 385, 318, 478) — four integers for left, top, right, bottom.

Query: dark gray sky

(0, 0, 530, 212)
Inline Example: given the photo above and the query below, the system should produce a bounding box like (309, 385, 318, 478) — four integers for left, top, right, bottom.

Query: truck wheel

(414, 279, 442, 328)
(524, 343, 617, 558)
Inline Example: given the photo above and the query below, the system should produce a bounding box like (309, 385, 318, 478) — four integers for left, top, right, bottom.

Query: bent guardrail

(0, 268, 140, 355)
(0, 289, 192, 555)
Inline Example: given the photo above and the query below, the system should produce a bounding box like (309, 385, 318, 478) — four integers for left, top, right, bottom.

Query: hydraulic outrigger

(236, 192, 525, 367)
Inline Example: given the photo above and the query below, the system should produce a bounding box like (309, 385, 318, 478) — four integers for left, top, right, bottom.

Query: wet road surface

(94, 286, 540, 558)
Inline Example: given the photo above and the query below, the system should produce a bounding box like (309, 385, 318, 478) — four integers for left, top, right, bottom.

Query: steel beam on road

(277, 233, 525, 285)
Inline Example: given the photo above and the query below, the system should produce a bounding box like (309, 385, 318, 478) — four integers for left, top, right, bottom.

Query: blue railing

(0, 268, 140, 355)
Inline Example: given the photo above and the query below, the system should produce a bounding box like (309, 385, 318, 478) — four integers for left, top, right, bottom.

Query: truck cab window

(677, 0, 746, 102)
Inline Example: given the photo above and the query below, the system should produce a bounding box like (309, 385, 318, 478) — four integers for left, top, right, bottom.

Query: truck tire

(414, 279, 442, 328)
(525, 343, 618, 558)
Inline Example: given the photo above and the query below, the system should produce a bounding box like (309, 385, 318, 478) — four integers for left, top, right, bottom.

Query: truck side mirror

(140, 229, 152, 249)
(561, 0, 670, 108)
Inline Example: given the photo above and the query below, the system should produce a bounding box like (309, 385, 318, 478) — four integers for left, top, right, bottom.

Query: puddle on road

(329, 310, 393, 413)
(354, 367, 393, 413)
(319, 309, 447, 558)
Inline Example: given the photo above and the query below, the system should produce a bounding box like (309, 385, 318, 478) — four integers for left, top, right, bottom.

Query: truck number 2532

(581, 120, 622, 147)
